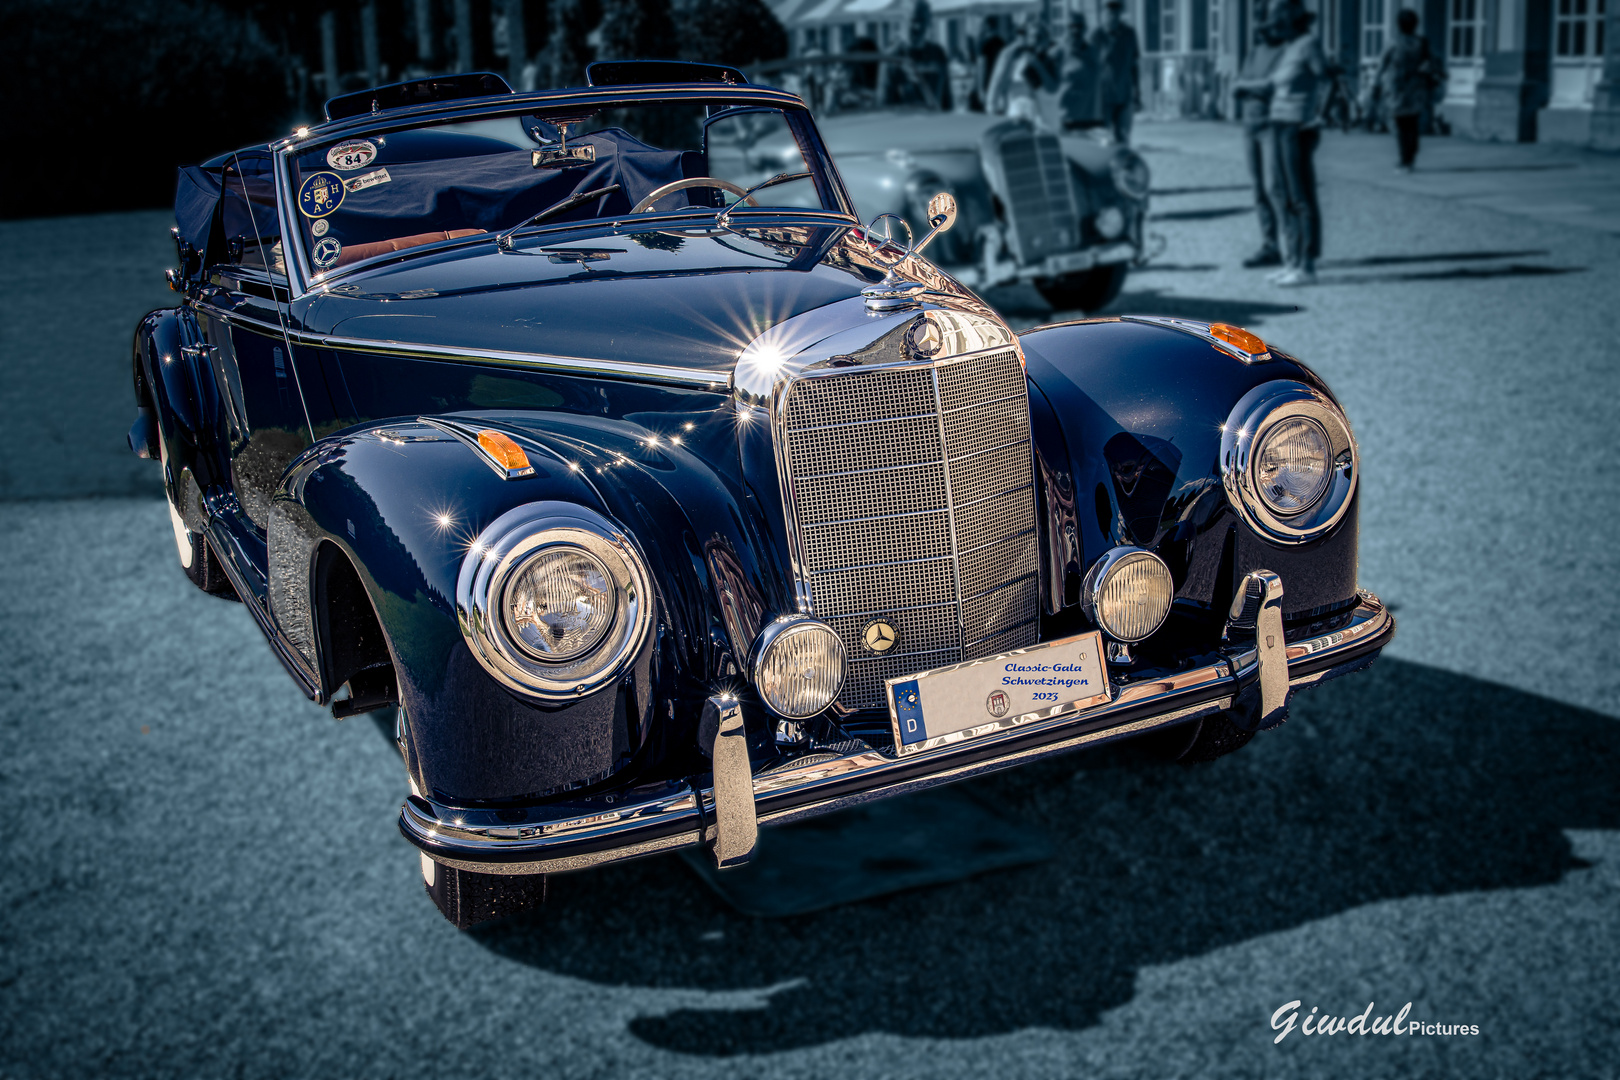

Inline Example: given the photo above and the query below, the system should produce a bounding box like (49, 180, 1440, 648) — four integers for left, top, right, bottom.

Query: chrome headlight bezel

(457, 502, 654, 702)
(1110, 149, 1151, 201)
(749, 614, 847, 720)
(1221, 381, 1358, 545)
(1080, 546, 1175, 643)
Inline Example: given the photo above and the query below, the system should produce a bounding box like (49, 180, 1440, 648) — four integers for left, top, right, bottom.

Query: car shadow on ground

(472, 658, 1620, 1055)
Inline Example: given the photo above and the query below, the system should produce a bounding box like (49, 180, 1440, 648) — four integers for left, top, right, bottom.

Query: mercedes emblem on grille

(863, 619, 899, 654)
(907, 315, 942, 359)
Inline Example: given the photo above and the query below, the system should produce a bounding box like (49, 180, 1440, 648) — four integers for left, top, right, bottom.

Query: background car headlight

(457, 502, 654, 701)
(503, 548, 616, 662)
(1221, 380, 1359, 544)
(751, 616, 846, 719)
(1081, 547, 1174, 643)
(1094, 205, 1126, 239)
(1110, 150, 1151, 201)
(1254, 416, 1331, 515)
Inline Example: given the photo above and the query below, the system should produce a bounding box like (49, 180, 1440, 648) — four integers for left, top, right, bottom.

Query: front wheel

(1035, 262, 1128, 314)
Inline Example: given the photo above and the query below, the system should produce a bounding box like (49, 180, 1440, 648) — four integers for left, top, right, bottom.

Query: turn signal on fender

(1208, 323, 1268, 356)
(476, 429, 533, 474)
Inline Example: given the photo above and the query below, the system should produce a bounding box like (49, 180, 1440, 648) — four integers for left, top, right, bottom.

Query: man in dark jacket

(1092, 0, 1141, 144)
(1378, 9, 1444, 170)
(1230, 2, 1284, 267)
(878, 0, 951, 110)
(1057, 13, 1100, 130)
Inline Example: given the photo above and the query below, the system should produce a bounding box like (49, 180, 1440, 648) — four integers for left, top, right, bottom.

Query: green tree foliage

(0, 0, 291, 217)
(672, 0, 788, 66)
(597, 0, 676, 59)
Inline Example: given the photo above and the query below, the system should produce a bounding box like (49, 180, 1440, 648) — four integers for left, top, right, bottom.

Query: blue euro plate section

(892, 679, 927, 746)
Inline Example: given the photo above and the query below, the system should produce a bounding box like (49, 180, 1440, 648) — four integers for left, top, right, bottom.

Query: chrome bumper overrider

(401, 589, 1393, 876)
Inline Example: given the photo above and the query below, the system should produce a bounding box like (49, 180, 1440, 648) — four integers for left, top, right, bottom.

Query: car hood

(297, 219, 890, 379)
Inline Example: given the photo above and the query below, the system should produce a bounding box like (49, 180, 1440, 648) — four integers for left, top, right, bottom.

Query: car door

(200, 158, 332, 531)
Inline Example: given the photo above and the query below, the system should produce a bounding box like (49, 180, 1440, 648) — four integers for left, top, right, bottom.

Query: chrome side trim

(1120, 314, 1275, 364)
(400, 591, 1394, 875)
(191, 299, 728, 390)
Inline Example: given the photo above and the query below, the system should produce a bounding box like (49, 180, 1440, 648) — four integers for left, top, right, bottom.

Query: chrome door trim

(190, 299, 729, 390)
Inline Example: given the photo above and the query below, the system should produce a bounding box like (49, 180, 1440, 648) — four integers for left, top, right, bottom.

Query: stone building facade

(771, 0, 1618, 146)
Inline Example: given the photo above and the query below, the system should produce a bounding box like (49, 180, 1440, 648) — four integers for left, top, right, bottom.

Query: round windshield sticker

(298, 171, 345, 218)
(310, 218, 329, 236)
(311, 237, 343, 269)
(326, 140, 377, 171)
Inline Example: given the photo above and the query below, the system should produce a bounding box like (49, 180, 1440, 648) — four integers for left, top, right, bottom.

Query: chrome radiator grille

(994, 128, 1080, 264)
(780, 348, 1040, 710)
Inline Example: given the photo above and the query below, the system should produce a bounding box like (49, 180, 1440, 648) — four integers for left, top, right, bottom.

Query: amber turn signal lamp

(1208, 323, 1268, 356)
(477, 429, 531, 473)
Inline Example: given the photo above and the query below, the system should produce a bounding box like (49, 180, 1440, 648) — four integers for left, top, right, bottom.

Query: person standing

(985, 14, 1057, 118)
(1092, 0, 1141, 145)
(1230, 3, 1284, 267)
(1377, 9, 1444, 171)
(1057, 12, 1100, 131)
(1266, 2, 1326, 286)
(878, 0, 952, 110)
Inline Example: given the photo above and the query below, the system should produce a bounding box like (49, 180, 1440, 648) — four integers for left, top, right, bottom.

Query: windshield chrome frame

(271, 85, 856, 300)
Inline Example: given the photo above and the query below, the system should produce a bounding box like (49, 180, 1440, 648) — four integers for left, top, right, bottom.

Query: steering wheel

(630, 177, 758, 214)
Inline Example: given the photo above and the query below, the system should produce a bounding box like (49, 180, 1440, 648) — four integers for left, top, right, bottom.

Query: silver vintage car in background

(741, 54, 1152, 312)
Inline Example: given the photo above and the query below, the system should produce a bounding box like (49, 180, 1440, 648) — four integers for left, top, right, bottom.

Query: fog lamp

(1095, 205, 1126, 239)
(751, 616, 846, 719)
(1081, 547, 1174, 643)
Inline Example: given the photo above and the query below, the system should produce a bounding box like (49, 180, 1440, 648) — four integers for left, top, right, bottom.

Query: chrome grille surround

(775, 344, 1040, 710)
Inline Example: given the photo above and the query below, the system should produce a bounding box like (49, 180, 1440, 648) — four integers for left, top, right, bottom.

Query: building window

(1162, 0, 1179, 51)
(1362, 0, 1386, 58)
(1449, 0, 1481, 57)
(1555, 0, 1607, 56)
(1209, 0, 1222, 52)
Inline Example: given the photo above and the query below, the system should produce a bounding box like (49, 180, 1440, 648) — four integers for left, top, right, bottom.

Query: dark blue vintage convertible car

(132, 64, 1392, 927)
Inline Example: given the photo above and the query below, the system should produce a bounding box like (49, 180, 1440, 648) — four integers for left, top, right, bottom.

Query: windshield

(286, 101, 843, 280)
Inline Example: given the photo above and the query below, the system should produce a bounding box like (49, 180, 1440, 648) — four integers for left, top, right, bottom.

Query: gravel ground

(1, 121, 1617, 1078)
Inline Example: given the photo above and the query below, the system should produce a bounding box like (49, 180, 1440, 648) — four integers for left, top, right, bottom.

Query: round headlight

(1110, 150, 1151, 201)
(751, 616, 846, 719)
(457, 503, 654, 702)
(1254, 416, 1331, 515)
(503, 548, 617, 662)
(1094, 205, 1126, 239)
(1220, 381, 1358, 544)
(1081, 547, 1174, 643)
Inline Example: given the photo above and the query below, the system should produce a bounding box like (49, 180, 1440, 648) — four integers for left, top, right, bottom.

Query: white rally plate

(886, 631, 1111, 756)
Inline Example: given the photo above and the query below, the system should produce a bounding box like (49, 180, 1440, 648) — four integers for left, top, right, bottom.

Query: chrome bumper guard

(401, 587, 1393, 877)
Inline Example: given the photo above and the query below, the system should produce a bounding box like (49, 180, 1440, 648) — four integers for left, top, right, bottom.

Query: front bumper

(401, 590, 1394, 876)
(955, 240, 1138, 290)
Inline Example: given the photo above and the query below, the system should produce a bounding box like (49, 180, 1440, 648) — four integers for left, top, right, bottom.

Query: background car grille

(780, 348, 1039, 711)
(992, 127, 1082, 264)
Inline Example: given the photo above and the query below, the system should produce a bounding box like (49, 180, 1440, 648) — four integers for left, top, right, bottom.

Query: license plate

(886, 631, 1111, 756)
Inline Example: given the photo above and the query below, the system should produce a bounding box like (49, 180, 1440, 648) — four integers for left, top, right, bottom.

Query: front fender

(1019, 318, 1359, 627)
(271, 406, 782, 805)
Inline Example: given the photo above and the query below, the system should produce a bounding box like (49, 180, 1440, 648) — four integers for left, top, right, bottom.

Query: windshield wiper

(714, 171, 813, 230)
(496, 184, 622, 251)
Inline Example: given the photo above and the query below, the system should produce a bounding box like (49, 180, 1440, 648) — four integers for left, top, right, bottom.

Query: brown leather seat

(334, 228, 485, 267)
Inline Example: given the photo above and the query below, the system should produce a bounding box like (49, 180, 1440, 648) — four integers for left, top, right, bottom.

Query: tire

(1035, 262, 1128, 314)
(423, 857, 547, 929)
(169, 501, 240, 600)
(1145, 709, 1255, 764)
